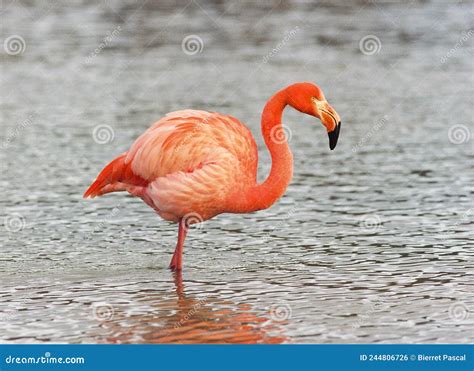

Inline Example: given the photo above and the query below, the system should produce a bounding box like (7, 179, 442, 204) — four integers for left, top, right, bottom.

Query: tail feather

(83, 153, 148, 198)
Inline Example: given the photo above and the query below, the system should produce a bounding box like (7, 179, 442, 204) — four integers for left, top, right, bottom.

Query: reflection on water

(1, 270, 289, 344)
(99, 273, 287, 344)
(1, 0, 473, 343)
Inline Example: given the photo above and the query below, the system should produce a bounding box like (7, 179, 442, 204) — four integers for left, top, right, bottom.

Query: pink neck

(247, 89, 293, 211)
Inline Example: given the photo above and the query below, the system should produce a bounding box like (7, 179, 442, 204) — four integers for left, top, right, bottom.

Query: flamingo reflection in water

(95, 272, 289, 344)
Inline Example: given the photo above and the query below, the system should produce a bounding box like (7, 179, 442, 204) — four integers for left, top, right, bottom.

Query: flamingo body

(84, 83, 341, 270)
(85, 110, 258, 223)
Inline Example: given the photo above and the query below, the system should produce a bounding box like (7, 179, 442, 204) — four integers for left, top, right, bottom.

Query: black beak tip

(328, 121, 341, 150)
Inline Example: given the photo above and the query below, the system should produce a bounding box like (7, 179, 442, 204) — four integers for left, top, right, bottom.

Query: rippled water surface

(1, 0, 473, 343)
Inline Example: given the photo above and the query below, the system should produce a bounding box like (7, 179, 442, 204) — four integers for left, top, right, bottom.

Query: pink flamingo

(84, 82, 341, 271)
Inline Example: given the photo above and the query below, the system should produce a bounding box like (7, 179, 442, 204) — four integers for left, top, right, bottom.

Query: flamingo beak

(328, 121, 341, 150)
(312, 98, 341, 150)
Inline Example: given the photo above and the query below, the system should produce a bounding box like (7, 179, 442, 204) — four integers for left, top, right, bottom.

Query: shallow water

(1, 0, 473, 343)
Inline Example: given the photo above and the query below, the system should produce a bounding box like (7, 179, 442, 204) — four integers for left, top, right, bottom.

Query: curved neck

(247, 89, 293, 211)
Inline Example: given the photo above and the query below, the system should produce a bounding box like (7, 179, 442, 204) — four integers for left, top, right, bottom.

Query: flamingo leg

(169, 220, 188, 271)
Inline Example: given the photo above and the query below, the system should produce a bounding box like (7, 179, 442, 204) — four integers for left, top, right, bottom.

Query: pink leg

(169, 220, 188, 271)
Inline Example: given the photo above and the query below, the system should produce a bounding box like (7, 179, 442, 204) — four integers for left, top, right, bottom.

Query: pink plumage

(84, 83, 341, 271)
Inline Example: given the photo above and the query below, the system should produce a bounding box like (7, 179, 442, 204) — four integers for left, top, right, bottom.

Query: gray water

(1, 0, 473, 344)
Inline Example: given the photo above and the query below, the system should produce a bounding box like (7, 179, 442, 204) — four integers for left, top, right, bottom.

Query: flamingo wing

(84, 110, 258, 222)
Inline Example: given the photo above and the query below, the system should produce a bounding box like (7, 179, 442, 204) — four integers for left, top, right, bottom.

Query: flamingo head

(285, 82, 342, 150)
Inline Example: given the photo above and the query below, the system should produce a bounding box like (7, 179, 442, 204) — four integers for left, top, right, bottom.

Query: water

(1, 0, 473, 343)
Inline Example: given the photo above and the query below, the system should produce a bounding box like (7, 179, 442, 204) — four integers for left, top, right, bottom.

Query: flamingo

(84, 82, 341, 271)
